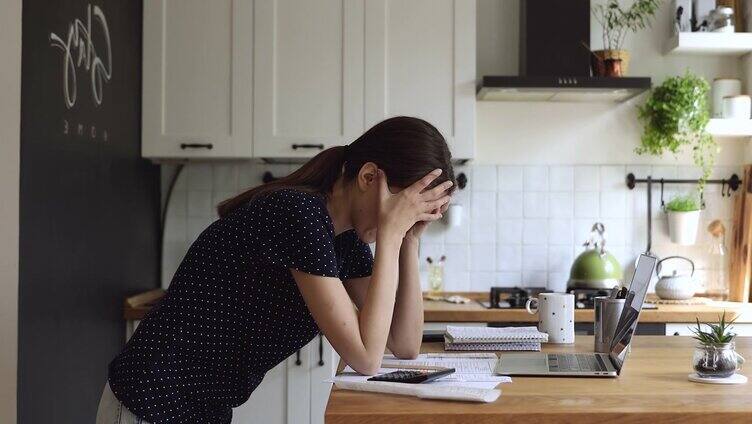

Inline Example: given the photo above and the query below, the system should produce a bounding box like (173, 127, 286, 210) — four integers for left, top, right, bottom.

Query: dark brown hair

(217, 116, 455, 218)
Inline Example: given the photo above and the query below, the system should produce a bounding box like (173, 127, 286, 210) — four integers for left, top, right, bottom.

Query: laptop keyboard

(547, 354, 607, 372)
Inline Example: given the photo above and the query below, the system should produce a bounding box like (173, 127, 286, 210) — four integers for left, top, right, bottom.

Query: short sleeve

(339, 231, 374, 280)
(254, 190, 340, 278)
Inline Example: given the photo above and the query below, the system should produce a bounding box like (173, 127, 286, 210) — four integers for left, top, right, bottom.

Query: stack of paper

(334, 352, 510, 390)
(444, 326, 548, 351)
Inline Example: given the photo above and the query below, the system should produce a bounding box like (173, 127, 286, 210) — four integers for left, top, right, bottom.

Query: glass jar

(427, 262, 445, 295)
(692, 342, 745, 378)
(710, 6, 735, 33)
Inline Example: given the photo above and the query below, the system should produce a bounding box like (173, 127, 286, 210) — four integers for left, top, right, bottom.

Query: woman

(97, 116, 455, 423)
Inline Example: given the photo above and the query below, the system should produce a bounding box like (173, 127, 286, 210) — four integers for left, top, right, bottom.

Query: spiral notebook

(445, 326, 549, 344)
(445, 341, 542, 351)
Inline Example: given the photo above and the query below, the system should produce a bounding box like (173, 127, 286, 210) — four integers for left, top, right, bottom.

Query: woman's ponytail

(217, 146, 347, 217)
(218, 116, 455, 218)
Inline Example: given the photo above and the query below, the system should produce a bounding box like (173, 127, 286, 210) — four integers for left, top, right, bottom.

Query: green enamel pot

(568, 223, 624, 290)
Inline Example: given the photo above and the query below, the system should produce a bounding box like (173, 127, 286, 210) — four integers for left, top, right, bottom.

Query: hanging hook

(720, 180, 726, 198)
(660, 180, 666, 211)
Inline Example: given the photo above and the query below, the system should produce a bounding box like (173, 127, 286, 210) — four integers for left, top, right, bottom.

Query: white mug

(525, 293, 575, 344)
(445, 203, 463, 227)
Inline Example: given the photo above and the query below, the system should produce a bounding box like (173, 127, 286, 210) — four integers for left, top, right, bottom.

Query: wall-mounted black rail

(625, 172, 741, 254)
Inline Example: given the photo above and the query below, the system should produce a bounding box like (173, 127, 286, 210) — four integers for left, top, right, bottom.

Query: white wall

(476, 0, 748, 165)
(0, 0, 21, 422)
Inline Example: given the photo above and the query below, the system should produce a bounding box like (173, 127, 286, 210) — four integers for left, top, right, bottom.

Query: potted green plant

(591, 0, 660, 76)
(691, 313, 745, 379)
(665, 193, 701, 245)
(636, 71, 718, 193)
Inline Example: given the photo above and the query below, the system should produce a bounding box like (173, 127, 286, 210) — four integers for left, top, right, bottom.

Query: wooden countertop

(325, 336, 752, 423)
(124, 289, 752, 323)
(423, 298, 752, 323)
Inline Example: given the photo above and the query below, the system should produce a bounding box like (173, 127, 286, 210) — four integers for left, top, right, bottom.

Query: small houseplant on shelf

(591, 0, 660, 76)
(665, 193, 702, 245)
(636, 71, 718, 193)
(691, 313, 745, 379)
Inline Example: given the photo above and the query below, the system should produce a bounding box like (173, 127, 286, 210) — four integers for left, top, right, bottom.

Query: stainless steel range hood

(479, 0, 651, 103)
(477, 76, 652, 103)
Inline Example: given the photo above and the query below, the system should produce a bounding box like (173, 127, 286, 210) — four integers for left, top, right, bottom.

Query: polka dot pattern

(108, 189, 373, 423)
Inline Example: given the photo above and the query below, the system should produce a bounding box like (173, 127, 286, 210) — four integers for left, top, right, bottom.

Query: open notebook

(445, 326, 548, 351)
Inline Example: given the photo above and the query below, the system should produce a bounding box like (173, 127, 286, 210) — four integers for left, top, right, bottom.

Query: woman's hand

(404, 202, 451, 242)
(377, 169, 452, 240)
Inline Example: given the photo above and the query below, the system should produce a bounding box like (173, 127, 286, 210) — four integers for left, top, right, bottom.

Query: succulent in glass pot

(691, 312, 745, 378)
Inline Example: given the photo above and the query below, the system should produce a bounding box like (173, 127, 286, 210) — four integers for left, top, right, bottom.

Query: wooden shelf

(666, 32, 752, 56)
(707, 118, 752, 137)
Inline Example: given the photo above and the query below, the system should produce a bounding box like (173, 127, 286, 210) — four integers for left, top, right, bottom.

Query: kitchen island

(124, 290, 752, 322)
(324, 336, 752, 424)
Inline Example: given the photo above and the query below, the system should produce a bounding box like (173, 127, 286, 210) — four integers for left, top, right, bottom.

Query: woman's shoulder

(249, 188, 326, 211)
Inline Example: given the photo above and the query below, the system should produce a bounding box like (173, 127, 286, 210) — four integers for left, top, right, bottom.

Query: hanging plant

(636, 71, 718, 192)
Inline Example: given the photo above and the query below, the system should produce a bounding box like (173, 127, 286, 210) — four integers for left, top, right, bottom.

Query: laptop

(494, 253, 657, 377)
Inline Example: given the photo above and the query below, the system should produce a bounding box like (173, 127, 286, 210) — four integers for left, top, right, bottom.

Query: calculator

(367, 368, 455, 384)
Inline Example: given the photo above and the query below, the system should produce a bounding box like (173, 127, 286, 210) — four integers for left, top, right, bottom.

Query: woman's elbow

(350, 361, 381, 376)
(390, 345, 420, 360)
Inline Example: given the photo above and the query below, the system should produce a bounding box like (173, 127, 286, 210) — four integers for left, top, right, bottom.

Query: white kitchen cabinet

(125, 325, 338, 423)
(364, 0, 476, 159)
(142, 0, 253, 159)
(232, 361, 287, 424)
(253, 0, 366, 158)
(233, 335, 338, 424)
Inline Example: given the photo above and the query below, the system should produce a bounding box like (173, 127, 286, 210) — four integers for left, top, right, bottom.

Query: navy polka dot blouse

(108, 189, 373, 423)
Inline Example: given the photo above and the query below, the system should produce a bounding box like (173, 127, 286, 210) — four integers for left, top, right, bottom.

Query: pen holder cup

(594, 297, 626, 354)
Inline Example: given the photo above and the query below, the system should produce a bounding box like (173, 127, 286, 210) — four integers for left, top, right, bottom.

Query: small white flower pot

(667, 210, 701, 245)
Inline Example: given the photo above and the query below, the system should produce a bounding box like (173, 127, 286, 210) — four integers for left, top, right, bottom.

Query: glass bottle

(706, 220, 728, 300)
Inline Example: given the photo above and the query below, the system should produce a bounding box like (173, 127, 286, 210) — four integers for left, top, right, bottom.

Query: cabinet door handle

(295, 350, 302, 366)
(318, 334, 325, 366)
(180, 143, 213, 150)
(292, 143, 324, 150)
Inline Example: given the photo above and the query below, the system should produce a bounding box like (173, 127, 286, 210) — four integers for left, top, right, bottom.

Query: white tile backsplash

(497, 245, 522, 271)
(548, 192, 574, 218)
(600, 165, 626, 191)
(186, 164, 213, 190)
(600, 191, 627, 218)
(549, 166, 574, 191)
(523, 219, 548, 245)
(187, 190, 214, 218)
(574, 192, 599, 218)
(523, 192, 548, 218)
(574, 166, 600, 191)
(470, 244, 496, 271)
(472, 165, 498, 192)
(548, 219, 574, 246)
(497, 192, 523, 218)
(498, 166, 523, 191)
(161, 162, 740, 292)
(212, 164, 238, 192)
(522, 245, 547, 271)
(497, 219, 523, 245)
(524, 166, 549, 191)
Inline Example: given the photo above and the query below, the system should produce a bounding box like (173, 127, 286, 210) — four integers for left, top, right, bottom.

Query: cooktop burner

(568, 288, 612, 309)
(489, 287, 546, 309)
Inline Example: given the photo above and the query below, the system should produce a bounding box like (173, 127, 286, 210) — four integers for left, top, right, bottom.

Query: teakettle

(655, 256, 696, 300)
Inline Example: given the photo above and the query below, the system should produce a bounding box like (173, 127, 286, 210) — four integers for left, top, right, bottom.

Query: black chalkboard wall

(19, 1, 159, 422)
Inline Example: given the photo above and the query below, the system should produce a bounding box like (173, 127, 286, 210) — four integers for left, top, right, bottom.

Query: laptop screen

(608, 254, 657, 373)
